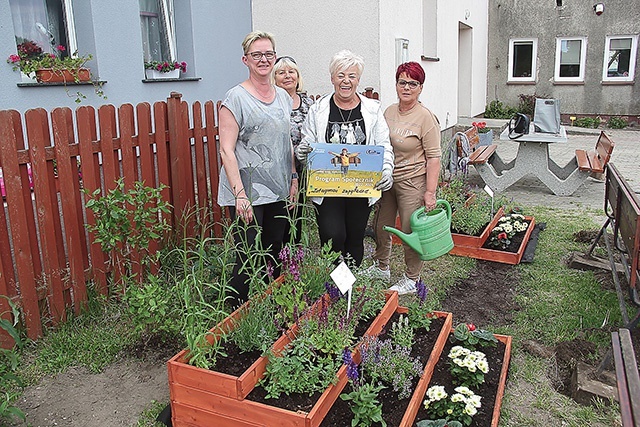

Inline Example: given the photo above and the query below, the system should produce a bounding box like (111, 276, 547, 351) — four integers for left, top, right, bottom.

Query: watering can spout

(382, 226, 423, 255)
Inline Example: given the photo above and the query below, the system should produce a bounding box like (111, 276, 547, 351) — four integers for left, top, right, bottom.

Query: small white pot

(145, 69, 180, 80)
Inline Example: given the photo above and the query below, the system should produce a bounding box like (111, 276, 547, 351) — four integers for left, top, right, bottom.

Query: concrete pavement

(455, 119, 639, 221)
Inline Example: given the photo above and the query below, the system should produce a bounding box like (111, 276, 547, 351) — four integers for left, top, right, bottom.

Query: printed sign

(305, 143, 384, 198)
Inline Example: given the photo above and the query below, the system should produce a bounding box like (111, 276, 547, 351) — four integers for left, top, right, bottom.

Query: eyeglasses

(397, 79, 421, 89)
(247, 51, 276, 61)
(274, 56, 296, 65)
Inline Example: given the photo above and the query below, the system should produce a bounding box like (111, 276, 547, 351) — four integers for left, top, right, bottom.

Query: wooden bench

(612, 328, 640, 427)
(455, 125, 498, 165)
(575, 131, 615, 174)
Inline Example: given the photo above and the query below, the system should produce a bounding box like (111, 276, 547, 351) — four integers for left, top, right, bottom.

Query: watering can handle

(416, 199, 452, 220)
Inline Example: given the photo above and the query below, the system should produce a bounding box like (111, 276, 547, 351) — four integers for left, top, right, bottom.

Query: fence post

(167, 92, 195, 235)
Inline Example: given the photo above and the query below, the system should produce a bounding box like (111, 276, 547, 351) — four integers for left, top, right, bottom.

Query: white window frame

(602, 35, 638, 83)
(554, 36, 587, 83)
(508, 38, 537, 83)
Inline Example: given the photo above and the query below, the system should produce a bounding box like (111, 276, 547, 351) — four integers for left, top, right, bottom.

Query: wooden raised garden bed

(169, 292, 400, 426)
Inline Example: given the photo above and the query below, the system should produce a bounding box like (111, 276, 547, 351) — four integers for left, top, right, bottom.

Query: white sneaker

(388, 275, 418, 295)
(363, 263, 391, 282)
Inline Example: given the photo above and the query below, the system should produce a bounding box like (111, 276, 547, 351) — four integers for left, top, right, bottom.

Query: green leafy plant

(340, 348, 387, 427)
(447, 345, 489, 388)
(85, 178, 171, 289)
(450, 323, 498, 349)
(574, 116, 601, 129)
(229, 294, 280, 354)
(390, 314, 414, 349)
(607, 116, 628, 129)
(359, 335, 423, 399)
(404, 279, 436, 331)
(0, 296, 26, 423)
(517, 93, 538, 117)
(421, 385, 482, 427)
(471, 121, 490, 134)
(484, 100, 517, 119)
(259, 334, 340, 398)
(123, 274, 179, 337)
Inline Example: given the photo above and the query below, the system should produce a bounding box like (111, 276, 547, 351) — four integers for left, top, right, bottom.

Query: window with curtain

(603, 35, 638, 82)
(9, 0, 76, 59)
(139, 0, 176, 63)
(508, 39, 537, 82)
(555, 37, 587, 82)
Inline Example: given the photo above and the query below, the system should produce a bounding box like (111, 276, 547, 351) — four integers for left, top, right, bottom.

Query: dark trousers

(314, 197, 371, 267)
(228, 201, 288, 307)
(283, 173, 307, 245)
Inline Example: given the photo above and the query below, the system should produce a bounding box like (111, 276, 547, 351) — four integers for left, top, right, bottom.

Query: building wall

(487, 0, 640, 115)
(252, 0, 488, 129)
(0, 0, 252, 113)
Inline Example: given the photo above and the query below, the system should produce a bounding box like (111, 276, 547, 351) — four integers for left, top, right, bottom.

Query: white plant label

(330, 261, 356, 317)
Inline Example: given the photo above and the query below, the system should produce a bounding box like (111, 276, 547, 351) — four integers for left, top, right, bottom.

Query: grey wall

(487, 0, 640, 116)
(0, 0, 252, 113)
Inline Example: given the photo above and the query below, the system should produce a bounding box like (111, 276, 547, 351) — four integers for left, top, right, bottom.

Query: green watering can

(383, 199, 454, 261)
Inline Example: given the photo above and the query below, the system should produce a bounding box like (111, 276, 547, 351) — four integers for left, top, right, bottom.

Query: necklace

(250, 80, 274, 100)
(338, 105, 353, 123)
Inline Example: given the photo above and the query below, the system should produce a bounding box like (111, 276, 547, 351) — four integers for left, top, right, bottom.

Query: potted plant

(6, 40, 105, 103)
(472, 121, 493, 146)
(144, 60, 187, 80)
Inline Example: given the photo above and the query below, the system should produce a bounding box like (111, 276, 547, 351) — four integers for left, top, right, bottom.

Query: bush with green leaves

(0, 297, 26, 423)
(574, 116, 600, 128)
(484, 100, 517, 119)
(229, 294, 280, 354)
(607, 116, 628, 129)
(85, 178, 171, 287)
(449, 323, 498, 349)
(123, 274, 180, 338)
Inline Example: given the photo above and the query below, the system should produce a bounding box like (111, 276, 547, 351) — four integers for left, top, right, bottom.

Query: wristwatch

(291, 172, 299, 180)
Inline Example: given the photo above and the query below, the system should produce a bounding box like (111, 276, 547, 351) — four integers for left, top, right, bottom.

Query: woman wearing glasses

(366, 61, 441, 294)
(296, 50, 394, 267)
(218, 31, 297, 307)
(271, 56, 314, 244)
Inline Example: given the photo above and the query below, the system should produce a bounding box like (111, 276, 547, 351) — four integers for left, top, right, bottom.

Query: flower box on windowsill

(145, 69, 180, 80)
(35, 68, 91, 83)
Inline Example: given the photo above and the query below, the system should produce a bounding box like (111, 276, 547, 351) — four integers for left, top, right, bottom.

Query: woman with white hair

(296, 50, 394, 267)
(272, 55, 314, 244)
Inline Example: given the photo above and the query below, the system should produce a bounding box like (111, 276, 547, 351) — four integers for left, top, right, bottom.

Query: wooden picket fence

(0, 92, 226, 347)
(0, 87, 380, 348)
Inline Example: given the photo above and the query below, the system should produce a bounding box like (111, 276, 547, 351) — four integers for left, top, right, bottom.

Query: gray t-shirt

(218, 84, 293, 206)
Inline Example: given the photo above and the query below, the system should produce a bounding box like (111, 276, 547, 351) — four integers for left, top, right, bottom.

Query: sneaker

(362, 263, 391, 282)
(388, 275, 418, 295)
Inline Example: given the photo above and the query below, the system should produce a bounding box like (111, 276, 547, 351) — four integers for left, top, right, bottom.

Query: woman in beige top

(366, 62, 441, 294)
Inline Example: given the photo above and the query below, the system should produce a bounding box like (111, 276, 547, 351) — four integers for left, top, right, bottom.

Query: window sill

(142, 77, 202, 83)
(601, 80, 634, 85)
(420, 55, 440, 62)
(552, 80, 584, 85)
(507, 80, 536, 85)
(17, 80, 107, 87)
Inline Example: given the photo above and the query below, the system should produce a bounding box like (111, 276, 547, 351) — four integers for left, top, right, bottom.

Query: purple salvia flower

(319, 297, 328, 325)
(279, 245, 290, 263)
(416, 278, 428, 304)
(342, 347, 352, 365)
(346, 360, 359, 382)
(325, 282, 341, 300)
(266, 261, 274, 279)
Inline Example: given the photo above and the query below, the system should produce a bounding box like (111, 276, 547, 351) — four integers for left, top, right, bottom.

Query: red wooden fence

(0, 87, 380, 348)
(0, 92, 224, 347)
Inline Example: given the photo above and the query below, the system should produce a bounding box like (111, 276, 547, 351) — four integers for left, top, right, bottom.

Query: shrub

(517, 94, 537, 117)
(574, 117, 600, 129)
(484, 100, 517, 119)
(607, 116, 628, 129)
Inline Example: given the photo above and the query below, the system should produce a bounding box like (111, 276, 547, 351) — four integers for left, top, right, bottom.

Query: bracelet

(291, 172, 299, 180)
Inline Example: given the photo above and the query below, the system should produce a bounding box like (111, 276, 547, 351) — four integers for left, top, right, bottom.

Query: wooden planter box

(450, 205, 505, 251)
(169, 292, 400, 427)
(451, 215, 536, 265)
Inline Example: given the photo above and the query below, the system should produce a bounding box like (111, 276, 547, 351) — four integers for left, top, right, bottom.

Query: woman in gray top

(218, 30, 297, 307)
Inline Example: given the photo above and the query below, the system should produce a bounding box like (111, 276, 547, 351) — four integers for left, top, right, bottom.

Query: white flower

(427, 385, 447, 400)
(454, 386, 472, 396)
(451, 393, 465, 403)
(477, 359, 489, 373)
(468, 394, 482, 408)
(464, 404, 478, 416)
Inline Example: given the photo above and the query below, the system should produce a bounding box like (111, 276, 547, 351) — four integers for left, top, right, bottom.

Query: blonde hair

(241, 31, 276, 55)
(329, 50, 364, 77)
(271, 56, 305, 92)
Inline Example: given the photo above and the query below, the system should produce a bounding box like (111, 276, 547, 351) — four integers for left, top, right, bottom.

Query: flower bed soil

(319, 315, 447, 427)
(414, 337, 509, 427)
